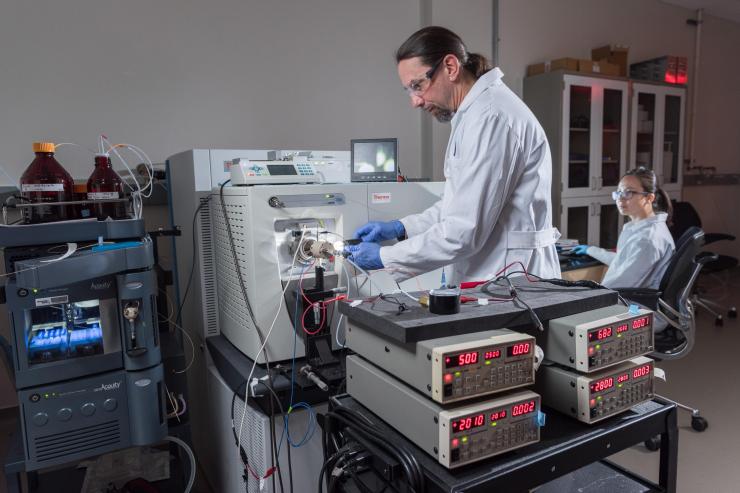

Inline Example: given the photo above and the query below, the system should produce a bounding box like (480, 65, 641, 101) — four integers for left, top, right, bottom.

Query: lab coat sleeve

(380, 113, 522, 280)
(600, 238, 663, 289)
(400, 199, 443, 237)
(586, 246, 616, 266)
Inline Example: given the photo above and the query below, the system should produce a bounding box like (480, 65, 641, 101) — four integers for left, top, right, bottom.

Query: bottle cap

(33, 142, 56, 153)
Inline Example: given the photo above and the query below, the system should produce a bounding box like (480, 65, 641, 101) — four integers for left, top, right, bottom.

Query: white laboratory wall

(0, 0, 422, 182)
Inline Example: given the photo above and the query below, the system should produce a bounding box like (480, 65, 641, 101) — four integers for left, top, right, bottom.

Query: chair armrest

(614, 287, 661, 309)
(696, 252, 719, 264)
(704, 233, 735, 244)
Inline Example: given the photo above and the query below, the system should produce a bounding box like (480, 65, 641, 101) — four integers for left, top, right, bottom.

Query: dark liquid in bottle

(19, 144, 75, 224)
(87, 155, 127, 220)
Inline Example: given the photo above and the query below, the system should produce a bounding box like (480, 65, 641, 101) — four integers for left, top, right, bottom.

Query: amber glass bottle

(19, 142, 75, 223)
(87, 154, 126, 219)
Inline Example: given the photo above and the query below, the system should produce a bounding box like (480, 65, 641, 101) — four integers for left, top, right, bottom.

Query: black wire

(336, 409, 422, 492)
(173, 196, 211, 328)
(257, 380, 294, 493)
(267, 388, 283, 493)
(219, 180, 269, 348)
(326, 410, 421, 492)
(318, 447, 351, 493)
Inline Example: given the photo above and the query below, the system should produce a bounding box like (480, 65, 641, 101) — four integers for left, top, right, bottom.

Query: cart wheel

(728, 307, 737, 319)
(715, 316, 724, 327)
(644, 436, 661, 451)
(691, 415, 708, 432)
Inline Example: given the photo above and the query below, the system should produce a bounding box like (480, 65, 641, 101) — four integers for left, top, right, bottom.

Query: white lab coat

(586, 212, 675, 289)
(379, 68, 561, 285)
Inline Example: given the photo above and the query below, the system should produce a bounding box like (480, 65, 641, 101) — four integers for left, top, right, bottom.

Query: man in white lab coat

(347, 26, 561, 285)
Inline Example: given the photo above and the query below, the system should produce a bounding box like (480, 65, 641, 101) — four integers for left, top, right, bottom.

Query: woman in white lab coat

(347, 26, 561, 285)
(573, 167, 675, 289)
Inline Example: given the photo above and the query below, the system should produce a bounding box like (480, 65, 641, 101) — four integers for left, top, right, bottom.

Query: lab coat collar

(626, 212, 669, 229)
(453, 67, 504, 122)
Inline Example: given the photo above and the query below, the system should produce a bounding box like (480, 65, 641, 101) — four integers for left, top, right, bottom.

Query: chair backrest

(654, 226, 705, 359)
(669, 200, 702, 241)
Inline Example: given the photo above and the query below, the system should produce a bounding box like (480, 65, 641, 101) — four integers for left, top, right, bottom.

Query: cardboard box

(592, 44, 629, 77)
(577, 59, 619, 76)
(526, 57, 578, 76)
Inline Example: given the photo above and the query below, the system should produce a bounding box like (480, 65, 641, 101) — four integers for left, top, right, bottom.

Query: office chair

(670, 200, 738, 325)
(614, 227, 715, 445)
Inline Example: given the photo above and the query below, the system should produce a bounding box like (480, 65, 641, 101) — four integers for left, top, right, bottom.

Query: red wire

(494, 261, 539, 282)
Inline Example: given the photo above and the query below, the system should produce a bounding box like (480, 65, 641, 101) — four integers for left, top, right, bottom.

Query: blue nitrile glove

(346, 242, 384, 270)
(354, 220, 405, 243)
(572, 245, 590, 255)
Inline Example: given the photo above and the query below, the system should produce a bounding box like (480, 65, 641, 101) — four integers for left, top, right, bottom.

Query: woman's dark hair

(395, 26, 492, 79)
(624, 167, 673, 222)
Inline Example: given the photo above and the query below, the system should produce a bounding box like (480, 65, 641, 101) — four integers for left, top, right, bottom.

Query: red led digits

(453, 414, 485, 432)
(446, 351, 479, 368)
(632, 316, 650, 329)
(617, 373, 629, 383)
(589, 327, 613, 341)
(590, 377, 614, 393)
(485, 349, 501, 360)
(507, 342, 531, 357)
(489, 409, 507, 421)
(632, 364, 651, 379)
(511, 400, 536, 416)
(616, 324, 629, 334)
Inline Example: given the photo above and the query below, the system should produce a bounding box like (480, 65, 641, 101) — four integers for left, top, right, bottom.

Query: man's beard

(426, 104, 454, 123)
(433, 109, 454, 123)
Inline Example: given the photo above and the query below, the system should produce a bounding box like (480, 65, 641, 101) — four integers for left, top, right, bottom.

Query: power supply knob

(32, 412, 49, 426)
(103, 398, 118, 412)
(56, 408, 72, 421)
(268, 196, 284, 208)
(80, 403, 96, 417)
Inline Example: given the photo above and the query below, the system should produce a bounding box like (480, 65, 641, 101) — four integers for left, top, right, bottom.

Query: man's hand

(353, 220, 405, 243)
(345, 242, 384, 270)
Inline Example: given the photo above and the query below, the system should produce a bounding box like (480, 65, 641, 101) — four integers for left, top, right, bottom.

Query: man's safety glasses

(403, 58, 444, 96)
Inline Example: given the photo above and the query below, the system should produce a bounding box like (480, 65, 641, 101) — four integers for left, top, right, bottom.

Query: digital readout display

(632, 364, 652, 379)
(485, 349, 501, 360)
(451, 413, 485, 432)
(588, 326, 613, 342)
(632, 316, 651, 329)
(489, 409, 507, 421)
(616, 324, 629, 334)
(511, 400, 536, 417)
(445, 351, 479, 368)
(507, 342, 531, 357)
(590, 377, 614, 394)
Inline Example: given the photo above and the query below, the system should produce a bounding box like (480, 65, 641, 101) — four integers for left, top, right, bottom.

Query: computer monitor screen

(351, 138, 398, 182)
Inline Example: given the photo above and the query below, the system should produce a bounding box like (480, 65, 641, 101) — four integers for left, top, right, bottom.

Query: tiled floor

(2, 270, 738, 492)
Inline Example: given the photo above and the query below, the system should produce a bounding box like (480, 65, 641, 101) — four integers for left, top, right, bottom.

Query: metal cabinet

(524, 71, 628, 245)
(560, 196, 624, 249)
(561, 75, 629, 198)
(629, 83, 686, 196)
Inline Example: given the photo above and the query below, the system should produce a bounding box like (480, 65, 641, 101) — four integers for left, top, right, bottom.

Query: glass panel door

(566, 204, 589, 244)
(663, 95, 681, 185)
(601, 88, 623, 188)
(635, 93, 656, 169)
(568, 85, 592, 189)
(599, 203, 620, 249)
